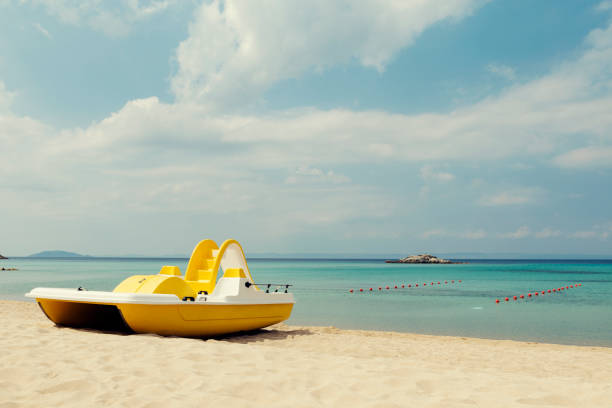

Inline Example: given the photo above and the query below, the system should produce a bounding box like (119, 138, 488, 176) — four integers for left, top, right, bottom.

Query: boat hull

(37, 298, 294, 337)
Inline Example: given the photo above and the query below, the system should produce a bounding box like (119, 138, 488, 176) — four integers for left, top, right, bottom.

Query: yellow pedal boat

(26, 239, 295, 337)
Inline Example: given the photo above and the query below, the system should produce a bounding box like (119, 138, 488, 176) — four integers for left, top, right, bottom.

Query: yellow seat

(159, 266, 181, 276)
(223, 268, 246, 278)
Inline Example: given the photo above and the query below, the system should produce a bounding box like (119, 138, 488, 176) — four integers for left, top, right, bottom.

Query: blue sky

(1, 0, 612, 257)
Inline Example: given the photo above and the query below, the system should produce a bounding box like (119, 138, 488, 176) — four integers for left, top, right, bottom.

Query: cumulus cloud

(5, 2, 612, 252)
(172, 0, 486, 109)
(552, 146, 612, 168)
(157, 11, 612, 170)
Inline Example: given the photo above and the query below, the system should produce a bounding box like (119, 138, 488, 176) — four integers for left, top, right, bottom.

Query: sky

(1, 0, 612, 257)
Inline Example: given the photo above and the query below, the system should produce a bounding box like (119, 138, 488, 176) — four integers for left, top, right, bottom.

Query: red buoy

(379, 287, 382, 291)
(570, 285, 574, 288)
(565, 286, 569, 289)
(423, 283, 427, 286)
(451, 280, 455, 283)
(349, 289, 354, 293)
(401, 284, 405, 288)
(437, 282, 440, 285)
(553, 289, 556, 292)
(431, 282, 434, 285)
(445, 281, 448, 284)
(394, 285, 397, 289)
(359, 288, 363, 292)
(547, 289, 551, 293)
(505, 297, 509, 301)
(415, 284, 419, 287)
(520, 294, 524, 299)
(513, 296, 517, 300)
(386, 286, 390, 290)
(541, 291, 545, 294)
(535, 292, 539, 296)
(459, 280, 462, 283)
(495, 299, 500, 303)
(369, 288, 373, 291)
(528, 293, 532, 297)
(408, 284, 412, 288)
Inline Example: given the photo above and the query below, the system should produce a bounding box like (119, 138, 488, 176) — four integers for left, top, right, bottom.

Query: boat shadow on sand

(217, 327, 314, 344)
(53, 324, 313, 343)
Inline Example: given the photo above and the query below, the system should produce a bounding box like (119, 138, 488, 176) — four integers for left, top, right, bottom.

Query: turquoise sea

(1, 258, 611, 347)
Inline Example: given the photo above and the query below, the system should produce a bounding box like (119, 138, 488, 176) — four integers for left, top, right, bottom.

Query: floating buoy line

(349, 280, 462, 293)
(495, 283, 582, 304)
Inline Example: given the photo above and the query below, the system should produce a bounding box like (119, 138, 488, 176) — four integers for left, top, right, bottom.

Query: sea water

(1, 258, 611, 346)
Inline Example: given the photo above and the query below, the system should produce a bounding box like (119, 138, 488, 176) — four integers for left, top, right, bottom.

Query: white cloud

(552, 146, 612, 168)
(9, 2, 612, 172)
(499, 226, 531, 239)
(486, 63, 516, 80)
(419, 165, 455, 182)
(534, 228, 562, 238)
(19, 0, 177, 37)
(33, 22, 51, 39)
(6, 3, 612, 252)
(172, 0, 487, 109)
(285, 166, 350, 184)
(479, 188, 544, 206)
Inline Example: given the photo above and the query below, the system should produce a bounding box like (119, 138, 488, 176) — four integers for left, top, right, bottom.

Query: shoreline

(2, 300, 611, 407)
(5, 298, 612, 348)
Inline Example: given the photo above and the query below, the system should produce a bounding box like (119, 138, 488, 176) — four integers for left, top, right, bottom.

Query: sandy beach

(1, 300, 611, 408)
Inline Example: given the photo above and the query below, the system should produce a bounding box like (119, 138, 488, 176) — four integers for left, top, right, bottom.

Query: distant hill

(28, 250, 88, 258)
(0, 253, 7, 259)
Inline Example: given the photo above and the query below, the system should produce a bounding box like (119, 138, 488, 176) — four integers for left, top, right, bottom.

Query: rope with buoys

(350, 279, 463, 293)
(495, 283, 583, 304)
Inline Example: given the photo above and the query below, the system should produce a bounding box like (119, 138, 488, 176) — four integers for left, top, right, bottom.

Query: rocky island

(385, 254, 464, 264)
(0, 253, 6, 259)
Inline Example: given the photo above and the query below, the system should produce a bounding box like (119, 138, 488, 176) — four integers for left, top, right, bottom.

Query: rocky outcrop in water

(385, 254, 463, 264)
(0, 254, 6, 259)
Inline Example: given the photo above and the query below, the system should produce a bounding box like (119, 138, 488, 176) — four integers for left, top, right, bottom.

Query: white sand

(1, 300, 611, 407)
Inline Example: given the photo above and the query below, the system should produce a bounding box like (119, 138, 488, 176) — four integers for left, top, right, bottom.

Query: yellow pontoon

(26, 239, 295, 337)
